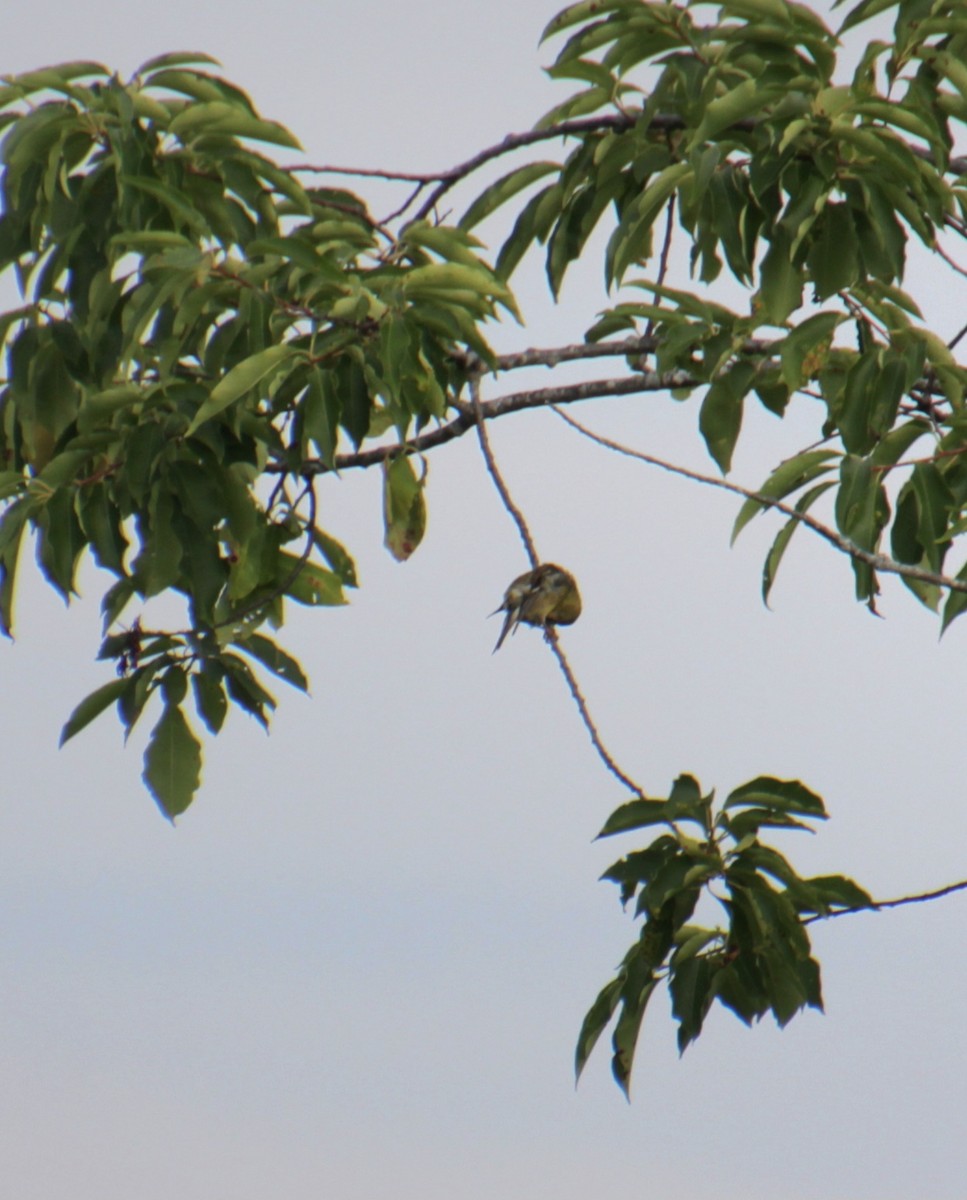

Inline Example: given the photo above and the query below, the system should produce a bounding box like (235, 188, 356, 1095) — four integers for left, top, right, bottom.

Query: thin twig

(381, 180, 428, 225)
(553, 407, 967, 597)
(410, 116, 638, 222)
(290, 163, 438, 183)
(545, 629, 645, 796)
(470, 378, 538, 566)
(292, 114, 967, 230)
(644, 196, 676, 342)
(805, 877, 967, 924)
(470, 376, 644, 795)
(454, 334, 660, 373)
(934, 239, 967, 282)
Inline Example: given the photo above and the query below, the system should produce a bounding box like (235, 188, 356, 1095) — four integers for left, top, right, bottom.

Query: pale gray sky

(3, 3, 967, 1198)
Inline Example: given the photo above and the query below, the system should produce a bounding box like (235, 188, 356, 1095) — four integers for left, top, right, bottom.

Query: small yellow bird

(491, 563, 582, 652)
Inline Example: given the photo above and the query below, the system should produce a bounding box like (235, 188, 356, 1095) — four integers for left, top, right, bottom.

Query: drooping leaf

(699, 361, 755, 473)
(60, 677, 132, 746)
(382, 454, 427, 562)
(142, 701, 202, 820)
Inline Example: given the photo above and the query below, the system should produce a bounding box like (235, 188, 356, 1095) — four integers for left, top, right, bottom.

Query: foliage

(498, 0, 967, 622)
(577, 775, 872, 1097)
(1, 0, 966, 1087)
(0, 54, 509, 816)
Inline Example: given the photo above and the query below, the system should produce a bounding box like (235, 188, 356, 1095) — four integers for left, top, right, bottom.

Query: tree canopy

(2, 0, 967, 1094)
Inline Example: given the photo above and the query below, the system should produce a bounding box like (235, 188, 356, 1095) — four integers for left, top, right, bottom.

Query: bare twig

(409, 116, 636, 222)
(470, 377, 539, 567)
(553, 407, 967, 597)
(934, 239, 967, 281)
(469, 375, 644, 796)
(290, 163, 438, 183)
(292, 114, 967, 231)
(949, 320, 967, 352)
(454, 334, 661, 373)
(805, 877, 967, 924)
(644, 197, 676, 343)
(545, 630, 645, 796)
(381, 180, 429, 225)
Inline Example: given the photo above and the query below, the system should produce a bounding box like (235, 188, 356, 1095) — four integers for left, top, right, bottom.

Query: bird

(491, 563, 582, 652)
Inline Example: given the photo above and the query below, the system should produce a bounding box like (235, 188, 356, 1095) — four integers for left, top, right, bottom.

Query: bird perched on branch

(491, 563, 582, 653)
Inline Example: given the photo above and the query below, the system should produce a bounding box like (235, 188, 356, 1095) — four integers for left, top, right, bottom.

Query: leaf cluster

(464, 0, 967, 615)
(576, 774, 872, 1095)
(0, 55, 510, 814)
(0, 1, 955, 1088)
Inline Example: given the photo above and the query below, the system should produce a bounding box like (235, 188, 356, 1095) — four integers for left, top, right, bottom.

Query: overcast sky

(3, 3, 967, 1198)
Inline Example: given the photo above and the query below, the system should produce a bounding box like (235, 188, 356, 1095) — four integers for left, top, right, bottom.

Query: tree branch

(545, 629, 645, 797)
(290, 110, 967, 228)
(806, 878, 967, 924)
(468, 374, 645, 797)
(470, 377, 538, 567)
(552, 407, 967, 598)
(280, 369, 697, 477)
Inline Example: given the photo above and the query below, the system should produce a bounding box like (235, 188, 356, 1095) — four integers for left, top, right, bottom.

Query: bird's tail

(492, 608, 517, 653)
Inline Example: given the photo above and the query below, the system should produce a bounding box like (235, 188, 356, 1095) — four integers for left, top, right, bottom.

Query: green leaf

(575, 977, 624, 1082)
(800, 873, 874, 914)
(136, 51, 222, 74)
(59, 677, 131, 746)
(77, 485, 128, 574)
(312, 528, 358, 588)
(461, 162, 561, 231)
(108, 230, 196, 253)
(940, 562, 967, 634)
(758, 232, 803, 324)
(777, 311, 843, 391)
(807, 203, 859, 298)
(913, 461, 953, 556)
(35, 489, 85, 599)
(302, 366, 339, 468)
(835, 0, 898, 35)
(598, 774, 710, 837)
(134, 487, 183, 597)
(691, 78, 773, 146)
(671, 926, 723, 965)
(669, 955, 717, 1053)
(732, 449, 839, 543)
(608, 161, 691, 286)
(761, 481, 836, 606)
(101, 579, 136, 632)
(724, 776, 826, 819)
(281, 555, 347, 606)
(238, 633, 309, 691)
(611, 972, 658, 1099)
(142, 701, 202, 821)
(186, 344, 300, 434)
(0, 61, 108, 102)
(192, 664, 228, 735)
(699, 361, 755, 474)
(221, 653, 276, 728)
(835, 454, 887, 562)
(541, 0, 638, 42)
(168, 101, 302, 149)
(601, 837, 680, 907)
(382, 455, 427, 562)
(496, 182, 565, 281)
